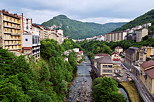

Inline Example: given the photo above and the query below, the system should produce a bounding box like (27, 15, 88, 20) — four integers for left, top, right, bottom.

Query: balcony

(11, 33, 21, 36)
(8, 48, 21, 51)
(3, 19, 20, 25)
(4, 25, 21, 30)
(4, 38, 21, 41)
(4, 31, 12, 34)
(5, 43, 21, 46)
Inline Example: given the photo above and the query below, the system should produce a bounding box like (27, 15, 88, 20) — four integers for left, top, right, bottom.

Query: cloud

(0, 0, 154, 24)
(79, 17, 132, 24)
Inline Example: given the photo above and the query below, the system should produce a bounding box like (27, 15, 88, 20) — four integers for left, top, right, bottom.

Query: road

(122, 64, 154, 102)
(67, 56, 92, 102)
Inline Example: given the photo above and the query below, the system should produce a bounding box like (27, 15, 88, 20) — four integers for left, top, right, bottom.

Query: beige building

(124, 47, 139, 67)
(142, 46, 154, 58)
(92, 56, 114, 77)
(104, 31, 127, 42)
(92, 56, 122, 77)
(135, 28, 148, 42)
(0, 10, 22, 55)
(140, 60, 154, 94)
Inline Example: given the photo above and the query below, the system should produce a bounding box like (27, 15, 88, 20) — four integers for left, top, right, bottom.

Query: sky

(0, 0, 154, 24)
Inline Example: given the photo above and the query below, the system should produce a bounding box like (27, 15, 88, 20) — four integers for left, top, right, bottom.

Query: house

(111, 51, 121, 64)
(140, 60, 154, 95)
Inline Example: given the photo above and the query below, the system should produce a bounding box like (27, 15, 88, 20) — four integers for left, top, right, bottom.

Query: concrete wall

(22, 34, 32, 47)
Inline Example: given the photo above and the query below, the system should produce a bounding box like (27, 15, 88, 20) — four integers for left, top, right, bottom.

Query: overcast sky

(0, 0, 154, 24)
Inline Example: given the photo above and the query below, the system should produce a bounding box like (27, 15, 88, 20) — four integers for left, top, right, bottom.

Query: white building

(22, 18, 41, 60)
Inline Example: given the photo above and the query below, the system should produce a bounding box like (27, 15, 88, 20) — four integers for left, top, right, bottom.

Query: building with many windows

(0, 9, 22, 55)
(22, 20, 41, 60)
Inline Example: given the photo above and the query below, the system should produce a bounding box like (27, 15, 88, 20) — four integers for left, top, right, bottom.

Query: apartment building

(92, 56, 114, 77)
(31, 24, 41, 60)
(142, 46, 154, 58)
(104, 31, 127, 42)
(22, 14, 32, 56)
(135, 28, 148, 42)
(0, 10, 22, 55)
(124, 47, 139, 67)
(92, 55, 122, 77)
(22, 18, 41, 60)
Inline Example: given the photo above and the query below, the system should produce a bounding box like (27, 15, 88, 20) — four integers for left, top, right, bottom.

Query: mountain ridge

(113, 9, 154, 32)
(41, 15, 126, 39)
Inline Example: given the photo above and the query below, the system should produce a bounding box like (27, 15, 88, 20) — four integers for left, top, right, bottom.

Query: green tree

(92, 77, 126, 102)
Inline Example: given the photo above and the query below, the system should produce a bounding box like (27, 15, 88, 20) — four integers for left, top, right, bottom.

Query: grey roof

(129, 47, 139, 50)
(95, 56, 113, 64)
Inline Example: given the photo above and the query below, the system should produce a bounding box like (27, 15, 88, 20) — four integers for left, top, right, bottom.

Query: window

(103, 65, 107, 68)
(108, 65, 112, 68)
(25, 39, 28, 41)
(103, 69, 112, 73)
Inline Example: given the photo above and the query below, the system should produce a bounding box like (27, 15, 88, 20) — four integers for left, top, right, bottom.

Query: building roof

(95, 56, 113, 64)
(141, 60, 154, 69)
(129, 47, 139, 50)
(113, 58, 121, 61)
(1, 9, 20, 19)
(145, 68, 154, 79)
(94, 53, 110, 56)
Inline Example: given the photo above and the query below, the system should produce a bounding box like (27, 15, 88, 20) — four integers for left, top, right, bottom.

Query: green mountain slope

(114, 9, 154, 32)
(41, 15, 126, 39)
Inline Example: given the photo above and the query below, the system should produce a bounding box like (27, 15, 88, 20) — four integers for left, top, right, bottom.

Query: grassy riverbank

(120, 81, 143, 102)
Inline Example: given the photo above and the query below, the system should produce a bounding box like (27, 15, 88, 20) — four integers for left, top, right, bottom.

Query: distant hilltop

(41, 15, 126, 39)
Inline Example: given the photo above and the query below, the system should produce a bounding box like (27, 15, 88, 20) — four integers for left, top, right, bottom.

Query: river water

(67, 56, 92, 102)
(67, 56, 129, 102)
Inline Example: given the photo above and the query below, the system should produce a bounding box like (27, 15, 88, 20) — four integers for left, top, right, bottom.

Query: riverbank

(120, 81, 143, 102)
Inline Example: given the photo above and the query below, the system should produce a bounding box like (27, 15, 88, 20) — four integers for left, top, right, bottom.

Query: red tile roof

(141, 60, 154, 69)
(145, 68, 154, 79)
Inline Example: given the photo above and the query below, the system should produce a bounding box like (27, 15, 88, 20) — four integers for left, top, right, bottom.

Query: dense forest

(114, 9, 154, 32)
(41, 15, 126, 39)
(0, 39, 79, 102)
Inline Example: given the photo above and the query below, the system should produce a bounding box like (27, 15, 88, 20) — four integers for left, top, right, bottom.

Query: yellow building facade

(0, 10, 22, 54)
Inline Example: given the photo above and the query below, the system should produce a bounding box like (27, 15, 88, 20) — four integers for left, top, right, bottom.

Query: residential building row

(104, 23, 151, 42)
(124, 46, 154, 96)
(0, 9, 65, 59)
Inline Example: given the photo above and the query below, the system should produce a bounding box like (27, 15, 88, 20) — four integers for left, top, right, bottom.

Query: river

(67, 56, 92, 102)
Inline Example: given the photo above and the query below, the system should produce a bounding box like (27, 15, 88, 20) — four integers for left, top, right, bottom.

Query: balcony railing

(3, 19, 20, 25)
(4, 25, 21, 30)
